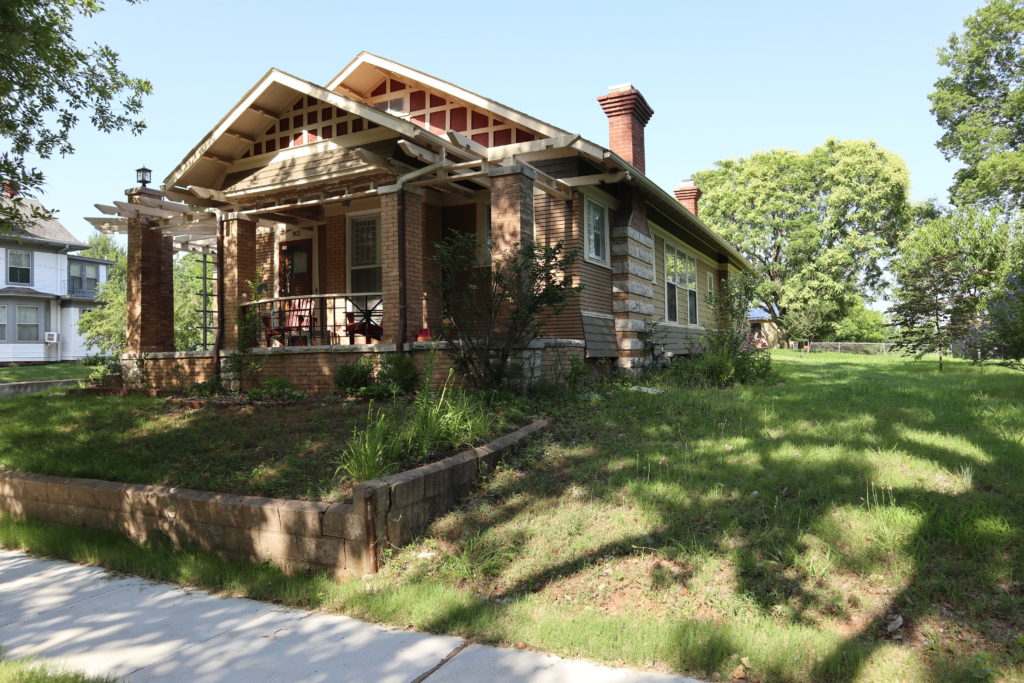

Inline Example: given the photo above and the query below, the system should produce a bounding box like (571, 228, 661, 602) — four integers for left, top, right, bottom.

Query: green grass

(1, 352, 1022, 681)
(0, 364, 93, 384)
(0, 391, 519, 501)
(0, 655, 111, 682)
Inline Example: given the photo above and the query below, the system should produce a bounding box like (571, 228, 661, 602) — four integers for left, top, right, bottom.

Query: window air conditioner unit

(44, 332, 59, 344)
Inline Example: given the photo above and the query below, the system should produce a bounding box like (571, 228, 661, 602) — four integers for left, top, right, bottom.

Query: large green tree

(930, 0, 1024, 210)
(889, 207, 1010, 370)
(0, 0, 150, 231)
(694, 138, 911, 340)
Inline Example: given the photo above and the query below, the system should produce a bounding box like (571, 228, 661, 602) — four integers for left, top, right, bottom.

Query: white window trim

(6, 248, 32, 286)
(0, 304, 6, 342)
(346, 210, 383, 294)
(663, 242, 700, 328)
(15, 304, 41, 343)
(583, 196, 610, 267)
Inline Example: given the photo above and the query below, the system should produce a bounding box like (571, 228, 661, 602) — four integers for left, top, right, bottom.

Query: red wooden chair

(280, 298, 318, 345)
(345, 297, 383, 344)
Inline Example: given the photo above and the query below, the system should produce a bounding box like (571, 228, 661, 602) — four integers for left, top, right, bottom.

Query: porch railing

(240, 293, 383, 348)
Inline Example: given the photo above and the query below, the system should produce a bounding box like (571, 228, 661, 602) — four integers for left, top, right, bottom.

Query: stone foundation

(122, 340, 585, 394)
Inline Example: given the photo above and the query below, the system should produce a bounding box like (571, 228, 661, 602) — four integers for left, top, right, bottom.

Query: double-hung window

(16, 305, 39, 341)
(69, 261, 99, 295)
(664, 243, 698, 325)
(7, 249, 30, 284)
(349, 214, 382, 293)
(584, 197, 609, 265)
(0, 305, 6, 341)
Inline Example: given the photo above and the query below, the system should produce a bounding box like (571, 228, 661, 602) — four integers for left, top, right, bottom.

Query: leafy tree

(888, 207, 1009, 370)
(431, 232, 579, 389)
(984, 270, 1024, 369)
(173, 253, 207, 351)
(78, 234, 126, 356)
(825, 297, 887, 342)
(930, 0, 1024, 210)
(0, 0, 150, 231)
(694, 138, 911, 342)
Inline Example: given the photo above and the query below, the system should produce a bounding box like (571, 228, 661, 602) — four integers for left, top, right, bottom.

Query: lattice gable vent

(241, 94, 381, 159)
(365, 76, 540, 147)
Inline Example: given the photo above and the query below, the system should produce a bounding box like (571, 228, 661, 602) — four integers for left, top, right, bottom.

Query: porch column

(221, 214, 257, 349)
(610, 189, 655, 373)
(379, 187, 426, 346)
(125, 186, 174, 353)
(488, 165, 535, 257)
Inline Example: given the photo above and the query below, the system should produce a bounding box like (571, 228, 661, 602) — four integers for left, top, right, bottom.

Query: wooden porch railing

(240, 293, 383, 347)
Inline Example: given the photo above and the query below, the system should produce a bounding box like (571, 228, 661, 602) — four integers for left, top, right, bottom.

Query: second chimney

(597, 84, 654, 173)
(674, 179, 701, 217)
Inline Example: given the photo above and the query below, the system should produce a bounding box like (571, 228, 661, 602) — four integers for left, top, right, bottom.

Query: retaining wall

(0, 379, 81, 397)
(0, 420, 548, 579)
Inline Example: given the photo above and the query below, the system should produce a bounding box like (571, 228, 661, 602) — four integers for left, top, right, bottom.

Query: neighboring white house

(0, 194, 112, 363)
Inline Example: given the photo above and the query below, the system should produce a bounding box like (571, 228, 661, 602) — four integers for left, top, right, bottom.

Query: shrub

(247, 377, 307, 401)
(187, 376, 226, 397)
(357, 382, 402, 401)
(378, 352, 420, 395)
(333, 357, 376, 396)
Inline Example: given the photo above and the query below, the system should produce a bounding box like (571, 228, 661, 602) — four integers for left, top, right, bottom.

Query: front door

(279, 239, 312, 296)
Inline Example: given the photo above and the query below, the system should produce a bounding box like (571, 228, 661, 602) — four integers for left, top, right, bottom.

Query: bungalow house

(89, 52, 750, 392)
(1, 189, 111, 363)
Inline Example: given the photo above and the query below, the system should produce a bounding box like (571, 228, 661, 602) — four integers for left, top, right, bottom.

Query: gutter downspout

(391, 157, 443, 352)
(213, 214, 225, 382)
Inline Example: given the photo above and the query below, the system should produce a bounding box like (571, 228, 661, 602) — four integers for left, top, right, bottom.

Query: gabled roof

(327, 52, 571, 140)
(162, 68, 455, 193)
(0, 197, 87, 248)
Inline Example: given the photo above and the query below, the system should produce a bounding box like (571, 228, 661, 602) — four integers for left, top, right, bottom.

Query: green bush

(379, 352, 421, 395)
(357, 382, 402, 401)
(333, 357, 376, 396)
(668, 331, 775, 388)
(186, 376, 226, 397)
(247, 377, 307, 401)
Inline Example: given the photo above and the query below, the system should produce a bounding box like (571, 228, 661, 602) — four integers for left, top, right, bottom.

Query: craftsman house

(90, 52, 749, 391)
(1, 190, 111, 363)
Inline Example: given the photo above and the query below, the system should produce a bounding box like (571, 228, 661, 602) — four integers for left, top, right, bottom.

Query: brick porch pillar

(380, 187, 426, 346)
(611, 190, 655, 373)
(488, 165, 535, 257)
(221, 214, 257, 349)
(125, 187, 174, 353)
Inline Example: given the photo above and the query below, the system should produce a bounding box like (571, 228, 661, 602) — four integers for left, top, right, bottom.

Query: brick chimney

(597, 84, 654, 173)
(674, 179, 701, 216)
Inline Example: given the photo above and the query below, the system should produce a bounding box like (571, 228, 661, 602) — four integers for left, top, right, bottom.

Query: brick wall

(221, 217, 257, 349)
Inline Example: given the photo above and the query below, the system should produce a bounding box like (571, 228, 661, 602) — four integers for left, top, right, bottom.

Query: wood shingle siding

(582, 314, 617, 358)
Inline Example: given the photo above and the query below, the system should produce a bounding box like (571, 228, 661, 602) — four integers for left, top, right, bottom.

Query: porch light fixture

(136, 166, 152, 188)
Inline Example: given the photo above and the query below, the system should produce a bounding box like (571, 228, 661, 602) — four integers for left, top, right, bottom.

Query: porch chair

(345, 297, 383, 345)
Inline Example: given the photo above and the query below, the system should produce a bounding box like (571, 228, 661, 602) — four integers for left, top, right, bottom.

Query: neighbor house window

(584, 197, 609, 264)
(349, 214, 382, 292)
(665, 243, 697, 325)
(16, 305, 39, 341)
(0, 305, 6, 341)
(69, 261, 99, 294)
(7, 249, 31, 284)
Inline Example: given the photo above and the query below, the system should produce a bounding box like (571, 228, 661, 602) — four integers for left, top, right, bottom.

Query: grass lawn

(0, 657, 111, 682)
(0, 393, 523, 501)
(0, 364, 93, 384)
(1, 351, 1021, 681)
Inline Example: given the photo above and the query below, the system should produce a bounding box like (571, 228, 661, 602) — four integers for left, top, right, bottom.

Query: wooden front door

(279, 239, 312, 296)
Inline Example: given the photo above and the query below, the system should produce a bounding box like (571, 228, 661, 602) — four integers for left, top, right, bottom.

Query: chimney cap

(607, 83, 636, 94)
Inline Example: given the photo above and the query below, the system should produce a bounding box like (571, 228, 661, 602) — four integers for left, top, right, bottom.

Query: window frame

(0, 304, 6, 341)
(69, 260, 99, 295)
(583, 196, 610, 266)
(346, 211, 383, 294)
(663, 242, 699, 326)
(15, 304, 41, 342)
(6, 248, 32, 286)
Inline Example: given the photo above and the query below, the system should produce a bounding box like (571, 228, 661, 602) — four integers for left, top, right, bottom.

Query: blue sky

(31, 0, 982, 242)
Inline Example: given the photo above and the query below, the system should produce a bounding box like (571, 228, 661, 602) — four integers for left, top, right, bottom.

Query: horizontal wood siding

(582, 314, 617, 357)
(660, 325, 704, 355)
(535, 192, 582, 339)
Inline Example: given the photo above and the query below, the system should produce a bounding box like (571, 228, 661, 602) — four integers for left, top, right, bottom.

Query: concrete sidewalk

(0, 550, 698, 682)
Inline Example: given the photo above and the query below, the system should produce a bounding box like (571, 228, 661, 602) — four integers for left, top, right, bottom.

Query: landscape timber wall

(123, 339, 585, 394)
(0, 420, 548, 579)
